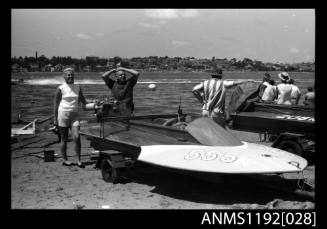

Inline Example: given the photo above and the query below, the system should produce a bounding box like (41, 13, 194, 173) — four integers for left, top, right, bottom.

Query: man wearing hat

(192, 66, 254, 128)
(276, 72, 292, 105)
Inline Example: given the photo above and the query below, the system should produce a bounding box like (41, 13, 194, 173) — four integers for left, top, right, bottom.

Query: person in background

(261, 79, 277, 103)
(192, 66, 254, 128)
(303, 85, 315, 108)
(258, 73, 272, 102)
(288, 78, 301, 105)
(101, 56, 139, 116)
(54, 67, 96, 168)
(237, 72, 272, 112)
(276, 72, 292, 105)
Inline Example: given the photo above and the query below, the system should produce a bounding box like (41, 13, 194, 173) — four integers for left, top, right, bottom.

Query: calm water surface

(11, 71, 315, 122)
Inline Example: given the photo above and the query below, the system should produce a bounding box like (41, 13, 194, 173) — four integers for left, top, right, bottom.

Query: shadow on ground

(112, 162, 313, 206)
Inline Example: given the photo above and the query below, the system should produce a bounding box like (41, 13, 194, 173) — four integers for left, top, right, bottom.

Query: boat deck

(231, 111, 315, 139)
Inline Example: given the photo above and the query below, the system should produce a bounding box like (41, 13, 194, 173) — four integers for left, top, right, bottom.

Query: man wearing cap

(101, 56, 140, 116)
(192, 66, 254, 128)
(54, 67, 96, 168)
(288, 78, 301, 105)
(276, 72, 292, 105)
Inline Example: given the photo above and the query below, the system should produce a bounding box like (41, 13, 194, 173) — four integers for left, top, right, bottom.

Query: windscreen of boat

(185, 117, 243, 146)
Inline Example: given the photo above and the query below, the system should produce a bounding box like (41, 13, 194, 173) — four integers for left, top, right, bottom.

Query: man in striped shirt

(192, 67, 254, 128)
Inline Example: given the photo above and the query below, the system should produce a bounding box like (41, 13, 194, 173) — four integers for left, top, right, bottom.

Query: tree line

(11, 55, 315, 72)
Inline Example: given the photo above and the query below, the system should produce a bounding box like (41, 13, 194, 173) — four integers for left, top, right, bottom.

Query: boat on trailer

(79, 102, 308, 185)
(227, 82, 315, 156)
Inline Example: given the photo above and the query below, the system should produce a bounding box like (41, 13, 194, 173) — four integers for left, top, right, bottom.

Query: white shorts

(58, 110, 80, 127)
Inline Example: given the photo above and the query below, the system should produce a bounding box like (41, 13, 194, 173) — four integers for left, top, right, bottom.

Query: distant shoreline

(11, 70, 315, 75)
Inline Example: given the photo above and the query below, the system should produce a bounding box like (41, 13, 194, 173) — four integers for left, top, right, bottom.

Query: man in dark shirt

(101, 57, 139, 115)
(303, 86, 315, 108)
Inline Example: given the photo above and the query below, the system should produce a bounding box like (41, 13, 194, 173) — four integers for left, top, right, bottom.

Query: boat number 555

(184, 150, 238, 163)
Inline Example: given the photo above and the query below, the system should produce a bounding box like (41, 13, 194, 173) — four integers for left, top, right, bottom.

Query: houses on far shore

(11, 55, 315, 73)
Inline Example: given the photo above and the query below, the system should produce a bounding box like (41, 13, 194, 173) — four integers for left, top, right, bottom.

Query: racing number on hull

(275, 114, 314, 122)
(184, 150, 238, 163)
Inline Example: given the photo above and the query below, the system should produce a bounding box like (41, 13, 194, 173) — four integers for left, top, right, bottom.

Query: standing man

(303, 85, 315, 107)
(276, 72, 292, 105)
(101, 56, 140, 116)
(192, 66, 254, 128)
(288, 78, 301, 105)
(54, 67, 95, 168)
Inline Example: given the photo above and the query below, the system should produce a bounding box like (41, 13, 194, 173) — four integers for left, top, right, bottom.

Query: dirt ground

(11, 130, 315, 209)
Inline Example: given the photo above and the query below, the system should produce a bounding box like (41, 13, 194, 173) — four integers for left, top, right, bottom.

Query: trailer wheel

(277, 140, 303, 156)
(101, 159, 119, 183)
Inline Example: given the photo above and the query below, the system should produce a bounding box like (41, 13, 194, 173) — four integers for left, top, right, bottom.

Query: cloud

(11, 46, 33, 51)
(172, 40, 190, 47)
(76, 33, 93, 40)
(179, 9, 198, 18)
(137, 30, 159, 36)
(145, 9, 198, 19)
(304, 55, 311, 61)
(218, 36, 240, 43)
(95, 32, 104, 37)
(138, 22, 159, 29)
(138, 20, 168, 29)
(283, 25, 289, 32)
(290, 47, 300, 54)
(254, 18, 268, 27)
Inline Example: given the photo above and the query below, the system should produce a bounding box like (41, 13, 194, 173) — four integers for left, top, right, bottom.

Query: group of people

(53, 58, 314, 167)
(53, 57, 139, 167)
(257, 72, 315, 106)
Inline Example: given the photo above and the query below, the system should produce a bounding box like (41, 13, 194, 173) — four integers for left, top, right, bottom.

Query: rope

(297, 171, 307, 191)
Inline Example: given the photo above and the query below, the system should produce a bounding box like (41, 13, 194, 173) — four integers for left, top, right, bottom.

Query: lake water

(11, 71, 315, 123)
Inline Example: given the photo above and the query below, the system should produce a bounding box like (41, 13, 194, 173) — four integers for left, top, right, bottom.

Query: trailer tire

(101, 159, 119, 183)
(277, 140, 303, 156)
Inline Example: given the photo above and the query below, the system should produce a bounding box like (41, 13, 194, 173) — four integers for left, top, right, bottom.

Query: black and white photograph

(11, 9, 315, 210)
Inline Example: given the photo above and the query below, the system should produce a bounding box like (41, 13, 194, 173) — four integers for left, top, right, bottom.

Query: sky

(11, 9, 315, 63)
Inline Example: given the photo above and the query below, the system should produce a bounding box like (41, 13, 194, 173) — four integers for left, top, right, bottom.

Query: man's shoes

(62, 161, 73, 166)
(77, 162, 85, 168)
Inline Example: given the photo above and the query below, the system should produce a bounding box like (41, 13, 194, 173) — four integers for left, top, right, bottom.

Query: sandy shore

(11, 129, 314, 209)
